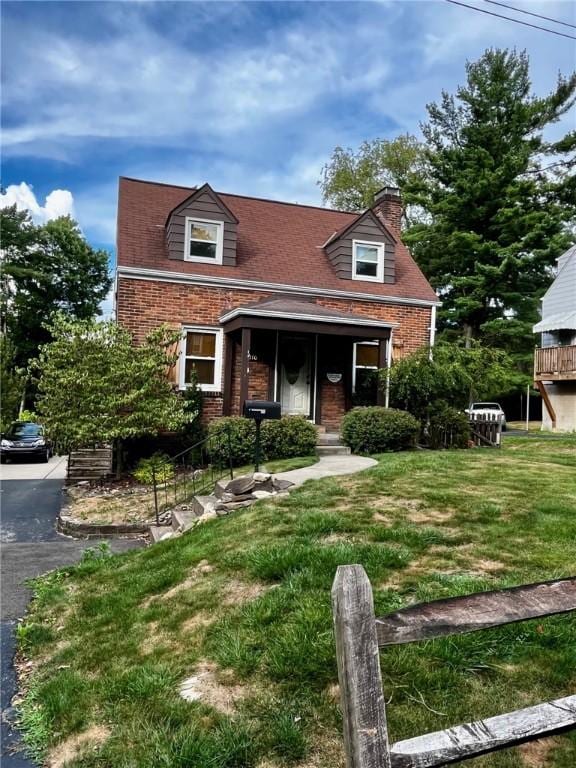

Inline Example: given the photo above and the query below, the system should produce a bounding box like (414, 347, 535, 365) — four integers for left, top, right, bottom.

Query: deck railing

(534, 345, 576, 379)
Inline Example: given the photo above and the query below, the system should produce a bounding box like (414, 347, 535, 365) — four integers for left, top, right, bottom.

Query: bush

(262, 416, 317, 459)
(208, 417, 256, 466)
(427, 404, 470, 449)
(341, 407, 420, 453)
(133, 453, 174, 485)
(208, 415, 317, 467)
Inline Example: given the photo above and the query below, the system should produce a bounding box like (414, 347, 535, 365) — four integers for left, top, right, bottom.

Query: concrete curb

(57, 513, 150, 538)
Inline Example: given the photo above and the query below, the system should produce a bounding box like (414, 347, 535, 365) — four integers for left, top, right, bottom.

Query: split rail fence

(332, 565, 576, 767)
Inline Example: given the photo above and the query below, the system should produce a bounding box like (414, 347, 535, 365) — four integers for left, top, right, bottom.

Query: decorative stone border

(57, 511, 150, 538)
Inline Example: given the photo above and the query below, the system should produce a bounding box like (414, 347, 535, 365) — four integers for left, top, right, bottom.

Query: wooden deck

(534, 345, 576, 381)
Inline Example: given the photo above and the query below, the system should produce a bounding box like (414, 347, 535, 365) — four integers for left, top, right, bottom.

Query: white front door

(280, 336, 311, 416)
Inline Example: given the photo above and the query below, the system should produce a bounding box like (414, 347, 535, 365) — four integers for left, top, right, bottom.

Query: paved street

(1, 459, 144, 767)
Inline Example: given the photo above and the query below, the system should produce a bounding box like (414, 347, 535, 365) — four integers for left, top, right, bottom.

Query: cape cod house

(115, 177, 439, 430)
(533, 245, 576, 432)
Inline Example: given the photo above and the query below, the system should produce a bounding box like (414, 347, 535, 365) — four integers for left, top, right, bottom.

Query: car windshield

(472, 403, 500, 410)
(6, 423, 43, 438)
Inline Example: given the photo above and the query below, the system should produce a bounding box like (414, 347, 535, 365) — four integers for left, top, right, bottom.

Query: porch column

(377, 337, 387, 406)
(222, 333, 234, 416)
(239, 327, 251, 413)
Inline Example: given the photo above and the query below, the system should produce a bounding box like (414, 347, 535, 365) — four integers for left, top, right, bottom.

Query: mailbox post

(243, 400, 281, 472)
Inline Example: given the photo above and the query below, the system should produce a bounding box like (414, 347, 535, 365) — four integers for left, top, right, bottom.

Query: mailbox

(243, 400, 281, 422)
(243, 400, 281, 471)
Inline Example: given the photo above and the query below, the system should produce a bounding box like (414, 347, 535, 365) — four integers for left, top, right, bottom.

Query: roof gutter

(219, 307, 399, 328)
(116, 266, 441, 309)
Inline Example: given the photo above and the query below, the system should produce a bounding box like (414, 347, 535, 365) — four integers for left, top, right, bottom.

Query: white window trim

(179, 326, 223, 392)
(184, 217, 224, 265)
(352, 239, 384, 283)
(352, 340, 379, 393)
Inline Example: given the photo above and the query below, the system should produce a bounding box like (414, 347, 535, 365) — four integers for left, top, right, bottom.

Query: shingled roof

(117, 177, 438, 304)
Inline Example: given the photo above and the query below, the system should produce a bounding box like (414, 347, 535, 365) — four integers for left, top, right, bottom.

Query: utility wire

(445, 0, 576, 40)
(482, 0, 576, 31)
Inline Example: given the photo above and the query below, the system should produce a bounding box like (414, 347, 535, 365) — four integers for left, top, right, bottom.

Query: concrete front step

(191, 494, 217, 519)
(317, 432, 342, 445)
(317, 445, 351, 456)
(150, 525, 174, 544)
(172, 507, 201, 532)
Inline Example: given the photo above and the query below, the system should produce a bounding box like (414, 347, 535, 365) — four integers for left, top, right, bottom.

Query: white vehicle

(466, 402, 507, 430)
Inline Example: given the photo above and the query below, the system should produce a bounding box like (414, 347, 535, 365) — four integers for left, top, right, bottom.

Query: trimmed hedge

(208, 415, 317, 467)
(341, 406, 420, 454)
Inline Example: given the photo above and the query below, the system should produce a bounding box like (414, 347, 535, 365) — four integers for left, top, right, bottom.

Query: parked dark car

(0, 422, 53, 463)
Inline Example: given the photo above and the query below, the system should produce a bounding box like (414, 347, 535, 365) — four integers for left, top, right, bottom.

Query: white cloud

(0, 182, 75, 223)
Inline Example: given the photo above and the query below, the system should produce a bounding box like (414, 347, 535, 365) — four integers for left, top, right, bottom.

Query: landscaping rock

(253, 472, 271, 482)
(225, 476, 256, 496)
(219, 491, 255, 503)
(272, 478, 294, 491)
(252, 489, 273, 499)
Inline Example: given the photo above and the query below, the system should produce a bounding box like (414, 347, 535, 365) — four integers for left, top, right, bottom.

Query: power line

(445, 0, 576, 40)
(482, 0, 576, 31)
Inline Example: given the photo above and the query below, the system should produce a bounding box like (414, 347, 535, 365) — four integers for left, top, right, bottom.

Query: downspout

(429, 305, 437, 360)
(384, 330, 393, 408)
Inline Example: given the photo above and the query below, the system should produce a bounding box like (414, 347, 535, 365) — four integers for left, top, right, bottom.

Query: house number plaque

(326, 372, 342, 384)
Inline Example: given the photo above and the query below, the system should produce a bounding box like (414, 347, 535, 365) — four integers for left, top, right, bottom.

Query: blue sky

(2, 0, 575, 264)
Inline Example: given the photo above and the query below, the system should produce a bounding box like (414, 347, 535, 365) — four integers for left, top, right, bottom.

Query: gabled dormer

(323, 206, 396, 284)
(165, 183, 238, 266)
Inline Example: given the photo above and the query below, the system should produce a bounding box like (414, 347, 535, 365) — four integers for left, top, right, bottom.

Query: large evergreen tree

(405, 49, 576, 364)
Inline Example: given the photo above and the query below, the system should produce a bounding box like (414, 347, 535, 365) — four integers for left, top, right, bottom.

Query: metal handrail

(151, 426, 233, 526)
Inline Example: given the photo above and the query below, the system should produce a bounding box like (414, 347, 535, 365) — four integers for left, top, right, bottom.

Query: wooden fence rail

(468, 412, 502, 447)
(332, 565, 576, 768)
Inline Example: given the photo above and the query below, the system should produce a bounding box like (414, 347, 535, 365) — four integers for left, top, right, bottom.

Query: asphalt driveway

(1, 459, 144, 767)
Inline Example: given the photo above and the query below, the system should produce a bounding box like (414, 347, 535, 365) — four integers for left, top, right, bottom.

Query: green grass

(18, 436, 576, 767)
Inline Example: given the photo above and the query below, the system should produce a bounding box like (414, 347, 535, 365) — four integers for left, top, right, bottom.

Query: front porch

(220, 297, 394, 431)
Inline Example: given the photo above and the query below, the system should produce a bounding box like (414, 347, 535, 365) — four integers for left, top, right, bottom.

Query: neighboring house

(115, 178, 439, 431)
(533, 245, 576, 431)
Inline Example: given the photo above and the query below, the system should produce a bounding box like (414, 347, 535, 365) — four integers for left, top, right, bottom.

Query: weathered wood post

(332, 564, 391, 768)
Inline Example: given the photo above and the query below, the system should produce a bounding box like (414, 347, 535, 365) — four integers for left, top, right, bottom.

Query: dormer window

(352, 240, 384, 282)
(185, 217, 223, 264)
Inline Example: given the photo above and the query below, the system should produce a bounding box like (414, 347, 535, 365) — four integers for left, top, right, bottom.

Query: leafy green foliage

(34, 316, 189, 450)
(389, 341, 520, 421)
(133, 453, 174, 485)
(1, 207, 111, 369)
(404, 49, 576, 362)
(319, 134, 426, 219)
(426, 403, 471, 450)
(208, 416, 317, 466)
(341, 407, 420, 453)
(261, 416, 317, 460)
(0, 336, 24, 430)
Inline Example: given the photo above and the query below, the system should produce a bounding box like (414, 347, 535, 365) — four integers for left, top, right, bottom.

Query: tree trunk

(115, 437, 123, 479)
(464, 324, 473, 349)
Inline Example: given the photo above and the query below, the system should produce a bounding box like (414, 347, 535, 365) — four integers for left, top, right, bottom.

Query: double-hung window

(352, 240, 384, 282)
(180, 327, 223, 392)
(352, 341, 379, 394)
(185, 218, 224, 264)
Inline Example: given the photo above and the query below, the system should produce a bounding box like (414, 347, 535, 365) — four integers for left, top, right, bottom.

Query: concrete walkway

(274, 454, 377, 487)
(0, 455, 67, 481)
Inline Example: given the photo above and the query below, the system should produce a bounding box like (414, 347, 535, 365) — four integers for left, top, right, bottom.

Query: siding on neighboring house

(166, 186, 238, 265)
(324, 211, 396, 284)
(541, 246, 576, 320)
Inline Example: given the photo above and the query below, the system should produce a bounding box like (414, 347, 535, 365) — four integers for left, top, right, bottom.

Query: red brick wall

(320, 380, 346, 432)
(117, 277, 433, 424)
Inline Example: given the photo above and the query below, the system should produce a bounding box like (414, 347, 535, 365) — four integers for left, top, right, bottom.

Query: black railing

(151, 427, 233, 525)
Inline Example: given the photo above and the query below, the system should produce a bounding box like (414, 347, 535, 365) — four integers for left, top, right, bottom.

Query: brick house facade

(116, 178, 439, 430)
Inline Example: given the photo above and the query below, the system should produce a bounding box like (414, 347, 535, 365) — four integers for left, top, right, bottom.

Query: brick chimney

(372, 186, 402, 236)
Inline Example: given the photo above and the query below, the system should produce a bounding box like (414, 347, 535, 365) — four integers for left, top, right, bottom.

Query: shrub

(262, 416, 317, 459)
(208, 417, 256, 466)
(427, 404, 470, 449)
(133, 453, 174, 485)
(341, 407, 420, 453)
(209, 415, 318, 466)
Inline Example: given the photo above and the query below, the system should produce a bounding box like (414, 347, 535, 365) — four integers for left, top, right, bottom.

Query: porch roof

(219, 297, 397, 338)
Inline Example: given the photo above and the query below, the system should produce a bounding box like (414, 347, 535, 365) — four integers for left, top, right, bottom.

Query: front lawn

(18, 437, 576, 767)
